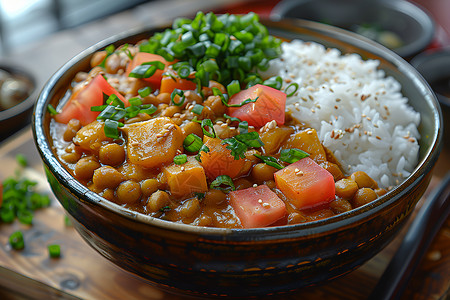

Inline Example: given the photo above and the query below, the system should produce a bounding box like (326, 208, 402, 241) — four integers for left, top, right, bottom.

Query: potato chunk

(163, 156, 208, 198)
(73, 120, 113, 154)
(122, 117, 183, 168)
(283, 128, 327, 163)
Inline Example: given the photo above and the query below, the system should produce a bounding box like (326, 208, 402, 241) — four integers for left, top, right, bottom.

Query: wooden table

(0, 0, 449, 299)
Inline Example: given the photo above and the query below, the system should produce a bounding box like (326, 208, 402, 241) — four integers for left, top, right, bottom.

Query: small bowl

(33, 19, 442, 297)
(271, 0, 435, 59)
(0, 64, 35, 141)
(411, 48, 450, 149)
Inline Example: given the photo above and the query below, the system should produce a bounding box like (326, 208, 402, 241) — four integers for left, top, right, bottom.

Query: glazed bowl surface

(0, 64, 35, 141)
(33, 19, 442, 297)
(271, 0, 435, 60)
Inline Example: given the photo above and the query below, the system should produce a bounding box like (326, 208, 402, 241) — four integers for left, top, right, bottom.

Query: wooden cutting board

(0, 127, 448, 300)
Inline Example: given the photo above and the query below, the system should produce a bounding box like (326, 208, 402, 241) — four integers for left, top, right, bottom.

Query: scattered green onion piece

(99, 44, 115, 69)
(192, 104, 204, 115)
(177, 65, 193, 79)
(200, 119, 216, 138)
(279, 148, 310, 164)
(128, 97, 142, 107)
(139, 104, 157, 115)
(128, 61, 165, 79)
(17, 210, 33, 225)
(48, 244, 61, 258)
(284, 83, 299, 97)
(138, 87, 152, 97)
(213, 87, 257, 108)
(222, 138, 248, 160)
(194, 192, 206, 200)
(210, 175, 236, 191)
(226, 80, 241, 98)
(64, 215, 72, 227)
(254, 153, 283, 170)
(234, 131, 264, 148)
(160, 205, 171, 212)
(103, 119, 123, 139)
(47, 104, 58, 116)
(263, 76, 283, 90)
(170, 89, 186, 106)
(183, 133, 203, 152)
(174, 154, 188, 165)
(195, 144, 210, 162)
(223, 114, 248, 134)
(9, 231, 25, 250)
(16, 154, 28, 167)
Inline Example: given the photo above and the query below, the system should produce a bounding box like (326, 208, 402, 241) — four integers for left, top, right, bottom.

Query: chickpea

(182, 121, 203, 139)
(204, 189, 227, 206)
(141, 94, 158, 106)
(374, 188, 387, 197)
(116, 180, 142, 204)
(90, 51, 107, 68)
(141, 179, 159, 197)
(61, 152, 82, 164)
(105, 53, 121, 74)
(101, 188, 115, 202)
(184, 90, 203, 103)
(156, 93, 171, 105)
(335, 178, 358, 200)
(306, 209, 335, 221)
(99, 143, 125, 166)
(195, 214, 213, 227)
(251, 163, 277, 182)
(329, 198, 352, 214)
(203, 95, 226, 116)
(179, 198, 201, 219)
(147, 190, 170, 213)
(352, 188, 378, 208)
(74, 156, 100, 180)
(63, 119, 81, 142)
(234, 178, 252, 190)
(88, 66, 104, 79)
(92, 166, 126, 190)
(288, 212, 308, 225)
(125, 113, 152, 124)
(74, 72, 88, 83)
(160, 105, 182, 118)
(320, 161, 344, 181)
(350, 171, 378, 189)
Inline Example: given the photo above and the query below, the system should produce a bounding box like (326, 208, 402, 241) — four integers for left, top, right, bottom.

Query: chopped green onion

(223, 114, 249, 134)
(64, 215, 72, 227)
(103, 119, 123, 139)
(16, 154, 28, 167)
(9, 231, 25, 250)
(210, 175, 235, 191)
(285, 83, 299, 97)
(234, 131, 264, 148)
(212, 87, 258, 108)
(227, 80, 241, 98)
(222, 138, 248, 160)
(160, 205, 171, 212)
(200, 119, 216, 138)
(138, 87, 152, 97)
(99, 44, 115, 69)
(170, 89, 186, 106)
(48, 244, 61, 258)
(192, 104, 204, 115)
(279, 148, 310, 164)
(195, 144, 210, 162)
(128, 61, 165, 79)
(263, 76, 283, 90)
(254, 153, 283, 169)
(174, 154, 188, 165)
(47, 104, 58, 116)
(194, 192, 206, 200)
(183, 133, 203, 152)
(17, 210, 33, 225)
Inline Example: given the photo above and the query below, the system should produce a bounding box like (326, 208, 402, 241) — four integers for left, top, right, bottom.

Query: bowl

(271, 0, 435, 60)
(0, 64, 35, 141)
(32, 19, 442, 297)
(410, 48, 450, 149)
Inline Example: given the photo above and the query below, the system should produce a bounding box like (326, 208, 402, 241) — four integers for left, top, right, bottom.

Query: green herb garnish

(191, 104, 204, 115)
(222, 131, 264, 160)
(9, 231, 25, 250)
(183, 133, 203, 152)
(47, 104, 58, 116)
(279, 148, 309, 164)
(210, 175, 235, 191)
(174, 154, 188, 165)
(48, 244, 61, 258)
(254, 154, 283, 170)
(128, 61, 165, 79)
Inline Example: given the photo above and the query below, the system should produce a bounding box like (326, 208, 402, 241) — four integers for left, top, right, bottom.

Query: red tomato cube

(227, 84, 286, 128)
(274, 157, 335, 209)
(229, 185, 286, 228)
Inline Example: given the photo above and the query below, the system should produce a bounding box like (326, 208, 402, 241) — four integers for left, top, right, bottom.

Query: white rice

(268, 40, 420, 188)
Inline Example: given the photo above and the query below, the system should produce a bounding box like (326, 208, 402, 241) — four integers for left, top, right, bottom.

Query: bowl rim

(0, 64, 36, 122)
(33, 18, 443, 238)
(270, 0, 435, 58)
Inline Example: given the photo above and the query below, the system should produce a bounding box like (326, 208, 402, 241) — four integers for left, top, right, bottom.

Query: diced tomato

(54, 74, 128, 126)
(125, 53, 173, 86)
(160, 74, 197, 94)
(274, 157, 335, 209)
(199, 136, 245, 180)
(229, 185, 286, 228)
(227, 84, 286, 128)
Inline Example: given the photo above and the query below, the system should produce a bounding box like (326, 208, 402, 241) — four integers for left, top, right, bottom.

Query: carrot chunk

(274, 157, 335, 209)
(229, 185, 286, 228)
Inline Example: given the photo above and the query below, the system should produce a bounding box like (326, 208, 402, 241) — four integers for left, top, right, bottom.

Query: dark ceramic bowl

(411, 48, 450, 149)
(32, 19, 442, 297)
(271, 0, 435, 60)
(0, 64, 35, 141)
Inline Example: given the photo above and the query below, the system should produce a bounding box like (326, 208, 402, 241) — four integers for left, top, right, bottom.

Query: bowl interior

(33, 19, 442, 238)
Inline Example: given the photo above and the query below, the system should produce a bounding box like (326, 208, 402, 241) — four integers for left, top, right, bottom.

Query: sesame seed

(334, 105, 338, 109)
(173, 113, 181, 118)
(262, 203, 270, 208)
(376, 136, 381, 140)
(258, 199, 263, 204)
(253, 184, 258, 187)
(180, 166, 185, 171)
